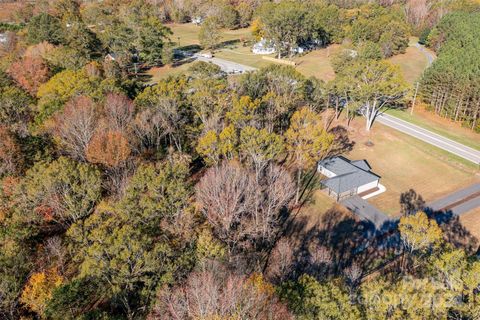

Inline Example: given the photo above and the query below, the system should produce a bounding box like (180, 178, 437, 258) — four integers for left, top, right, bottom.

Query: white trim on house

(357, 180, 380, 194)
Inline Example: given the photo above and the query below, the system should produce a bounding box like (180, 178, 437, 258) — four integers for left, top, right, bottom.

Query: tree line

(421, 11, 480, 131)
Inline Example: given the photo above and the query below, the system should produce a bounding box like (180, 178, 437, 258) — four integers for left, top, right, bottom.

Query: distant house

(290, 46, 305, 54)
(252, 38, 276, 55)
(192, 16, 203, 25)
(0, 33, 8, 44)
(318, 156, 380, 201)
(105, 53, 117, 61)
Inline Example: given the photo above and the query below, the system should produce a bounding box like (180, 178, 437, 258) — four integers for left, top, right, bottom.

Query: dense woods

(421, 12, 480, 131)
(0, 0, 479, 319)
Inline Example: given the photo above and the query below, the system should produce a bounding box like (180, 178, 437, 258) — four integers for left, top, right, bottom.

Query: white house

(252, 38, 276, 55)
(192, 17, 203, 25)
(290, 46, 305, 54)
(0, 33, 8, 44)
(318, 156, 380, 201)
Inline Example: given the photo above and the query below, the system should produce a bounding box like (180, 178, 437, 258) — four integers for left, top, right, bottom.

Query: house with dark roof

(317, 156, 381, 201)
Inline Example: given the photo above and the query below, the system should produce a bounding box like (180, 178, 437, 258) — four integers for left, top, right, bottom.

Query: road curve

(414, 43, 436, 67)
(376, 113, 480, 165)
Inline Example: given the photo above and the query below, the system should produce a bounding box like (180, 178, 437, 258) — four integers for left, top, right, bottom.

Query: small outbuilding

(318, 156, 381, 201)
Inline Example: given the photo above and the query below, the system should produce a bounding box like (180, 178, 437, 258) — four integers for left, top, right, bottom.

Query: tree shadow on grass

(176, 44, 202, 54)
(329, 125, 356, 156)
(216, 39, 241, 50)
(425, 208, 479, 254)
(273, 205, 400, 282)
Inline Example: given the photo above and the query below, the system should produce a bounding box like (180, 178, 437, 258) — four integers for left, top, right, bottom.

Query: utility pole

(411, 82, 419, 115)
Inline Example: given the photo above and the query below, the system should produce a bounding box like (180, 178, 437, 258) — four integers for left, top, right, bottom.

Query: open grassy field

(146, 63, 193, 83)
(293, 45, 341, 81)
(214, 45, 275, 68)
(386, 107, 480, 151)
(167, 23, 254, 46)
(301, 189, 337, 215)
(386, 38, 433, 84)
(341, 117, 480, 216)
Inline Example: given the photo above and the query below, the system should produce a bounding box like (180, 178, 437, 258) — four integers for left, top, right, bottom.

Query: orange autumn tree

(8, 56, 50, 95)
(86, 130, 131, 167)
(20, 267, 63, 317)
(0, 126, 24, 176)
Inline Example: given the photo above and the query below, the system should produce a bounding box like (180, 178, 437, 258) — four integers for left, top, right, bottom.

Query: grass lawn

(342, 117, 480, 216)
(293, 45, 341, 81)
(460, 208, 480, 243)
(386, 38, 432, 85)
(146, 63, 193, 83)
(301, 189, 337, 216)
(167, 23, 254, 47)
(214, 45, 275, 68)
(386, 108, 480, 151)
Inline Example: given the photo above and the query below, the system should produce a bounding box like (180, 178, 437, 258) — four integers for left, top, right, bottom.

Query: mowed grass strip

(345, 119, 479, 216)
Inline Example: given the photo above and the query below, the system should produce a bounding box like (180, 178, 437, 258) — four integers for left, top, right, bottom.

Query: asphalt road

(194, 55, 257, 73)
(376, 113, 480, 165)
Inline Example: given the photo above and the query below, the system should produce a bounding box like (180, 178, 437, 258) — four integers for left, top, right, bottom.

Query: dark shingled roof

(318, 156, 380, 194)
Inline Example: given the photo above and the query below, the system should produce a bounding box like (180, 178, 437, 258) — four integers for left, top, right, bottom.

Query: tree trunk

(295, 169, 302, 204)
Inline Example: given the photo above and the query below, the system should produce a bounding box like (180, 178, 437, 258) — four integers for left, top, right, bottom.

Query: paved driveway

(194, 55, 257, 73)
(341, 196, 391, 229)
(427, 183, 480, 216)
(377, 113, 480, 165)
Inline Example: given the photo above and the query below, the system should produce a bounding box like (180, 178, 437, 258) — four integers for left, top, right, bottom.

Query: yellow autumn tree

(399, 211, 443, 254)
(285, 107, 334, 203)
(196, 130, 220, 165)
(226, 96, 261, 128)
(196, 125, 238, 165)
(20, 268, 63, 317)
(196, 228, 226, 262)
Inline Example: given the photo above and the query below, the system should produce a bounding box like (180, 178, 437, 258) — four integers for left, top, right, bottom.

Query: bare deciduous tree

(196, 161, 295, 254)
(53, 96, 98, 161)
(104, 93, 135, 133)
(344, 263, 363, 289)
(45, 236, 66, 273)
(266, 237, 295, 282)
(149, 266, 292, 320)
(405, 0, 432, 29)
